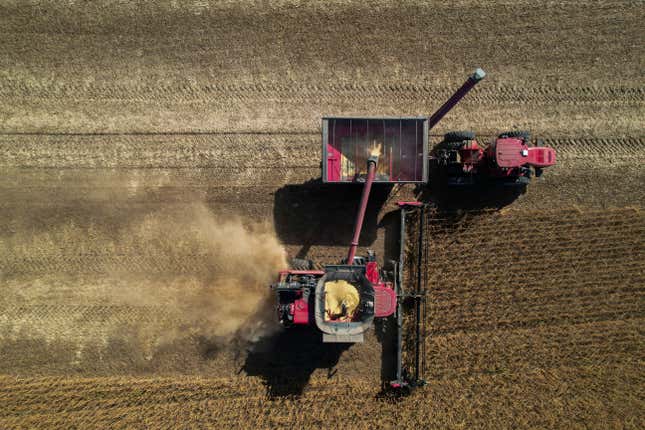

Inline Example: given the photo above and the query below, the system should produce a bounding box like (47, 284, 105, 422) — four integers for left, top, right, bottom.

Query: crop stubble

(0, 0, 643, 428)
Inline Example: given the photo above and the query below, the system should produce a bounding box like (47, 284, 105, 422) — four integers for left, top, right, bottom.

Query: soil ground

(1, 1, 643, 428)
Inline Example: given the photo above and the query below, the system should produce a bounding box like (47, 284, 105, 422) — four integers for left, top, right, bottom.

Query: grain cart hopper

(271, 69, 486, 343)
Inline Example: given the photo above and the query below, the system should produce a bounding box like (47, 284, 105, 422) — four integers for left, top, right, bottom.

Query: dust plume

(81, 200, 289, 350)
(1, 176, 289, 364)
(175, 203, 288, 343)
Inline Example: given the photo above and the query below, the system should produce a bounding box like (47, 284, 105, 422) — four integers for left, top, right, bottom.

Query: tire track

(0, 377, 252, 418)
(1, 81, 643, 104)
(0, 133, 321, 169)
(0, 304, 175, 326)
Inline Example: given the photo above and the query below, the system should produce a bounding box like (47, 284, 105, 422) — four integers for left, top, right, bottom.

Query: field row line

(427, 265, 644, 287)
(427, 310, 644, 335)
(0, 143, 641, 170)
(427, 248, 644, 269)
(427, 335, 641, 363)
(1, 81, 643, 102)
(428, 277, 644, 300)
(429, 291, 644, 318)
(423, 212, 643, 233)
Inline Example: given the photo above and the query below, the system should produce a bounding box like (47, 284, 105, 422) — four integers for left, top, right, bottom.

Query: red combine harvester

(434, 130, 556, 186)
(273, 149, 399, 343)
(270, 68, 556, 389)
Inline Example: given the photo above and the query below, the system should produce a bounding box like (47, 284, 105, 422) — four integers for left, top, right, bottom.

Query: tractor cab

(492, 137, 528, 167)
(526, 146, 556, 168)
(489, 135, 556, 169)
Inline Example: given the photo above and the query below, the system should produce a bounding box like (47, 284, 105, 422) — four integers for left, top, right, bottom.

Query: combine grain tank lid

(322, 117, 428, 183)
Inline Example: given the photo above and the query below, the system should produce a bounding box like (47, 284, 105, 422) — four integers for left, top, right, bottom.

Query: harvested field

(1, 366, 641, 429)
(1, 0, 643, 428)
(402, 207, 644, 378)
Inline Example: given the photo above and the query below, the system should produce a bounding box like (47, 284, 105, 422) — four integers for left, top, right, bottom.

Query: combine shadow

(269, 178, 400, 394)
(374, 316, 398, 390)
(242, 327, 351, 398)
(273, 178, 393, 257)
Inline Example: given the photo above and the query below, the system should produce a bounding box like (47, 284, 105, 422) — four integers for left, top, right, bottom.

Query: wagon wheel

(290, 258, 313, 270)
(498, 130, 530, 142)
(443, 131, 475, 150)
(444, 131, 475, 143)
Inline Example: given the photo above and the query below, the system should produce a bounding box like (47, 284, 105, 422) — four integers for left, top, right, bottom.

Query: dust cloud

(108, 203, 287, 346)
(2, 174, 289, 362)
(174, 203, 288, 343)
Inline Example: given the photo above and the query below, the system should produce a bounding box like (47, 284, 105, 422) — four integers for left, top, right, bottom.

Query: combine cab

(273, 257, 396, 343)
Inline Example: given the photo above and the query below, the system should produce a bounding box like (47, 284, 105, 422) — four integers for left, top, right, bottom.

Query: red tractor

(434, 130, 556, 186)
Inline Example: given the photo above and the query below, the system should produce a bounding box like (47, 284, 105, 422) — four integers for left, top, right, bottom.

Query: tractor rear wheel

(444, 131, 475, 143)
(516, 175, 531, 186)
(290, 258, 314, 271)
(498, 130, 530, 142)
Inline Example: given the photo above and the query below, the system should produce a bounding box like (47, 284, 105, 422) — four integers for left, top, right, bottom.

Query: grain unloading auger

(270, 68, 557, 389)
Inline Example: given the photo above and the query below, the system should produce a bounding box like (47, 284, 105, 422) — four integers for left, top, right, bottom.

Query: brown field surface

(1, 0, 643, 428)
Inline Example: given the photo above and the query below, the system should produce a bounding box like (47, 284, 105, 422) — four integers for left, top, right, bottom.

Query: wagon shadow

(273, 178, 393, 258)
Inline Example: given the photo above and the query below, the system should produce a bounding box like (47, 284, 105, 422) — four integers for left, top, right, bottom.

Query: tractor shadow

(415, 180, 526, 212)
(242, 327, 351, 398)
(416, 138, 527, 212)
(273, 178, 393, 258)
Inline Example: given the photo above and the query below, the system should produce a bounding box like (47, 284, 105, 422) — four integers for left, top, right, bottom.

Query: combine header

(270, 68, 556, 389)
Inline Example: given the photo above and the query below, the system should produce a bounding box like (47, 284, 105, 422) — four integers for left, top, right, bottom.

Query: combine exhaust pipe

(428, 68, 486, 130)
